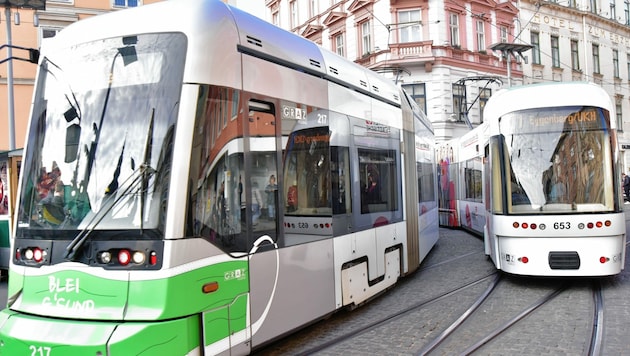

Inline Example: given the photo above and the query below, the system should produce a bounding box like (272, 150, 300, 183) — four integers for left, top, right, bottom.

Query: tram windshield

(15, 33, 186, 237)
(500, 106, 615, 213)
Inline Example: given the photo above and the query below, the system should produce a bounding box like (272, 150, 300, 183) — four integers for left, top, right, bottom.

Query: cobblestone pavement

(257, 209, 630, 355)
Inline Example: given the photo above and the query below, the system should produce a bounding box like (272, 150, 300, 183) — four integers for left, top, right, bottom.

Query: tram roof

(43, 0, 401, 107)
(483, 81, 614, 121)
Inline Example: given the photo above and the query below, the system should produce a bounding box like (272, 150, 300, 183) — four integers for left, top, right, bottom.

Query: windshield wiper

(64, 164, 155, 260)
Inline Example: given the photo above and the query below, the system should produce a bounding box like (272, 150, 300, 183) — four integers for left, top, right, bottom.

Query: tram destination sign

(506, 107, 608, 133)
(0, 0, 45, 9)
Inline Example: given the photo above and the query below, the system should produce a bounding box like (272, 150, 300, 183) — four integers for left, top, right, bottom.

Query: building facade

(3, 0, 630, 169)
(256, 0, 630, 168)
(259, 0, 525, 142)
(518, 0, 630, 169)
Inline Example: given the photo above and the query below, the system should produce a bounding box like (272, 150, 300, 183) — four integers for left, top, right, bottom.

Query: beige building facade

(0, 0, 162, 151)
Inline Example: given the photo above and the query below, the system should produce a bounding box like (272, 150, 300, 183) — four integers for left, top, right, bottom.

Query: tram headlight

(132, 251, 146, 264)
(99, 251, 112, 264)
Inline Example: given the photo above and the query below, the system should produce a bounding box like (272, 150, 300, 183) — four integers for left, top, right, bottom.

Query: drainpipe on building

(5, 6, 15, 150)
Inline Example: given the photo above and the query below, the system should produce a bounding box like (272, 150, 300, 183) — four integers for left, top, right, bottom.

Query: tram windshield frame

(15, 32, 186, 239)
(499, 105, 616, 214)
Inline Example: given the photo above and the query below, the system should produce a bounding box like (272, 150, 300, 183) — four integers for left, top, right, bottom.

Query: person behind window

(252, 181, 262, 225)
(265, 175, 277, 219)
(365, 172, 380, 203)
(624, 171, 630, 202)
(216, 181, 226, 233)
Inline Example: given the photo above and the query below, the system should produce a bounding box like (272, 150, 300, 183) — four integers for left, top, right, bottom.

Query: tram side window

(359, 148, 398, 214)
(463, 158, 482, 202)
(284, 125, 331, 216)
(188, 84, 246, 253)
(331, 146, 351, 214)
(0, 161, 7, 215)
(417, 162, 435, 203)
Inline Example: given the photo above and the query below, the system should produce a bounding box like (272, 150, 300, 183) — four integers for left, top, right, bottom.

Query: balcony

(389, 41, 434, 60)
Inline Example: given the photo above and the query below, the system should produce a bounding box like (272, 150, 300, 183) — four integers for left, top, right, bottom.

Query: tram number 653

(29, 345, 52, 356)
(553, 222, 571, 230)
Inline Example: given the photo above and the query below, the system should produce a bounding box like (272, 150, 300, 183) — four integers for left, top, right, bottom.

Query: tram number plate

(29, 345, 52, 356)
(553, 222, 570, 229)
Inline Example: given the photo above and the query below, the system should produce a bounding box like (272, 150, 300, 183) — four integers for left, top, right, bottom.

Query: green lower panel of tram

(0, 308, 224, 355)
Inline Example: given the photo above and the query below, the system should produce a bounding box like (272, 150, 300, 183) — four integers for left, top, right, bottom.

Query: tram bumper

(0, 309, 200, 355)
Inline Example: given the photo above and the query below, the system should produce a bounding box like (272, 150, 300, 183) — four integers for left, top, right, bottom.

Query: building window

(568, 0, 577, 8)
(479, 87, 491, 123)
(449, 12, 460, 47)
(452, 83, 465, 122)
(334, 33, 345, 57)
(272, 10, 280, 26)
(531, 32, 541, 65)
(41, 27, 61, 40)
(398, 9, 421, 43)
(310, 0, 317, 18)
(571, 40, 580, 71)
(590, 0, 598, 13)
(616, 101, 623, 132)
(625, 1, 630, 25)
(613, 50, 620, 78)
(401, 83, 427, 114)
(360, 20, 372, 55)
(500, 26, 508, 43)
(551, 35, 560, 68)
(593, 44, 600, 74)
(290, 1, 298, 29)
(476, 20, 485, 51)
(610, 0, 616, 19)
(113, 0, 139, 7)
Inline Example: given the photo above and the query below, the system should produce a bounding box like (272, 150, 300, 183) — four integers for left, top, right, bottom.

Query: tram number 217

(553, 222, 571, 230)
(30, 345, 52, 356)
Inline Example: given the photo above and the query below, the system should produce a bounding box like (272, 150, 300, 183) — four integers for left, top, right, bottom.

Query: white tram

(477, 82, 625, 276)
(0, 0, 439, 354)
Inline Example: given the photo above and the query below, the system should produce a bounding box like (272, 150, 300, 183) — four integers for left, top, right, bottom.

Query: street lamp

(489, 42, 533, 87)
(1, 0, 45, 150)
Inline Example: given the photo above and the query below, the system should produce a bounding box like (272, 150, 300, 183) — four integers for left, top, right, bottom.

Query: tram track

(257, 228, 616, 355)
(254, 234, 491, 355)
(418, 277, 605, 356)
(588, 279, 604, 356)
(418, 275, 568, 355)
(290, 272, 498, 356)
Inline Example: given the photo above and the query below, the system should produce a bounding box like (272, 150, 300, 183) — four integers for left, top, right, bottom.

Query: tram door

(484, 140, 497, 259)
(245, 101, 284, 345)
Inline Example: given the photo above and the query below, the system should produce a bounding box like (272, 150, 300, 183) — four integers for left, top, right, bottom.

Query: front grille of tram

(548, 251, 580, 270)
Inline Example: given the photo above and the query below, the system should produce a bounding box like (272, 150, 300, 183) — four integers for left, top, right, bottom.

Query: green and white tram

(0, 0, 438, 354)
